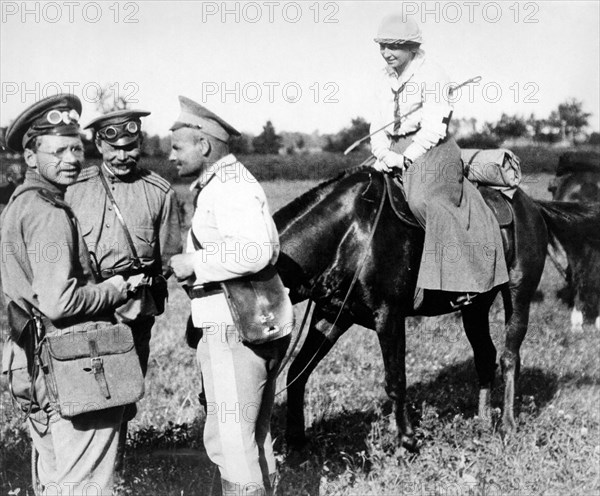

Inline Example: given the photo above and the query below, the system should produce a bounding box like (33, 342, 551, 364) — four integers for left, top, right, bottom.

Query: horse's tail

(535, 200, 600, 248)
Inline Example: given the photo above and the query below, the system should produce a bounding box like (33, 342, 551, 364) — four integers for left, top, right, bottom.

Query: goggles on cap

(34, 109, 80, 130)
(98, 121, 140, 141)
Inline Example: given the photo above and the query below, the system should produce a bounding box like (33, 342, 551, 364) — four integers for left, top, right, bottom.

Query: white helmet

(374, 14, 422, 45)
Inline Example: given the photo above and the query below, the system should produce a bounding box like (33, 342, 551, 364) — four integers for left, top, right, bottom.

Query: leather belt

(388, 129, 419, 140)
(186, 282, 223, 299)
(100, 267, 148, 279)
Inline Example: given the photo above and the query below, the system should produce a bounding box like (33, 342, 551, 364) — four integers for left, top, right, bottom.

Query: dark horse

(273, 166, 600, 451)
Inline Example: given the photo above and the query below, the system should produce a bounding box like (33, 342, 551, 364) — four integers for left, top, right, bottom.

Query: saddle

(384, 174, 515, 263)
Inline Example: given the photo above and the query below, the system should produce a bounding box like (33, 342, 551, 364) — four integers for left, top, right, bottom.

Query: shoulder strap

(189, 172, 219, 252)
(190, 228, 202, 250)
(8, 185, 79, 231)
(97, 172, 142, 270)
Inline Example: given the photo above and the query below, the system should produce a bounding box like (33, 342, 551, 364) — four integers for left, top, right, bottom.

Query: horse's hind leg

(285, 306, 350, 449)
(499, 288, 532, 433)
(376, 310, 417, 451)
(460, 295, 497, 422)
(500, 194, 547, 433)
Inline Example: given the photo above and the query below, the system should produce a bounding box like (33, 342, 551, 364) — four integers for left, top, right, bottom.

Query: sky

(1, 0, 599, 137)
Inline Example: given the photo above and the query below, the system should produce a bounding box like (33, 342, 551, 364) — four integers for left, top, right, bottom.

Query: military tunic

(0, 171, 128, 495)
(66, 164, 181, 282)
(187, 154, 288, 494)
(370, 52, 509, 292)
(66, 164, 182, 377)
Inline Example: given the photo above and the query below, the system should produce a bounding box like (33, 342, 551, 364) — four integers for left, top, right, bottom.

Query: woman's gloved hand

(373, 150, 407, 172)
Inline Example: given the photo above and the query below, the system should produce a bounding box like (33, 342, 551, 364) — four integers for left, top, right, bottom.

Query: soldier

(168, 96, 291, 496)
(65, 109, 183, 460)
(1, 94, 130, 494)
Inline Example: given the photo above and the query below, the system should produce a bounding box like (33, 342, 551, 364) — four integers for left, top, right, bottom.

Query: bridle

(276, 171, 388, 395)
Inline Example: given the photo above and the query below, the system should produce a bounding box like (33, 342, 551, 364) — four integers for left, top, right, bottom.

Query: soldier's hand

(105, 274, 129, 295)
(169, 253, 195, 280)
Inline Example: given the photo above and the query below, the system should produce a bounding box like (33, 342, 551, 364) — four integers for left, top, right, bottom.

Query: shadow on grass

(2, 361, 565, 496)
(272, 402, 374, 496)
(273, 359, 561, 495)
(407, 359, 560, 420)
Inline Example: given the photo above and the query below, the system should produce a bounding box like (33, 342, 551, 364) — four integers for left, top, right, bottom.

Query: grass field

(1, 171, 599, 495)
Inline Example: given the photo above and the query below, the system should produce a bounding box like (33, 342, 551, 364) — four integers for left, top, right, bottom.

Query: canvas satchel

(189, 215, 294, 345)
(39, 321, 144, 418)
(220, 264, 295, 344)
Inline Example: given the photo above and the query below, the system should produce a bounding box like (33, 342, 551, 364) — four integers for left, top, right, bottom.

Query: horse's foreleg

(285, 308, 349, 449)
(461, 298, 497, 422)
(376, 314, 417, 451)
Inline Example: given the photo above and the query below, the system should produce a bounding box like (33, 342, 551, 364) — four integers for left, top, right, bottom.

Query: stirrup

(449, 292, 477, 310)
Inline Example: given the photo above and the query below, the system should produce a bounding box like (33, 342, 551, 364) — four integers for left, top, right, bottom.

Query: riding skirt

(392, 136, 509, 292)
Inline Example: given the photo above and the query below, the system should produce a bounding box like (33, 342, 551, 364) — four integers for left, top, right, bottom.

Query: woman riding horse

(369, 14, 508, 308)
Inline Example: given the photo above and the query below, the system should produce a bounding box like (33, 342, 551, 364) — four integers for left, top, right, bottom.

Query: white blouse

(370, 51, 454, 164)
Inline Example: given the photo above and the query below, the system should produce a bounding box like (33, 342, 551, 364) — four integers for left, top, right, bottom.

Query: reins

(276, 172, 388, 396)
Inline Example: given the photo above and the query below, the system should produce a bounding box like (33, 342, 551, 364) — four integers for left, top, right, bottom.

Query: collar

(24, 170, 66, 197)
(384, 50, 425, 89)
(189, 153, 238, 192)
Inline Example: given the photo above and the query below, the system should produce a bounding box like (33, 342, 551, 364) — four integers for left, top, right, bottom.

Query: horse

(548, 151, 600, 331)
(273, 165, 600, 451)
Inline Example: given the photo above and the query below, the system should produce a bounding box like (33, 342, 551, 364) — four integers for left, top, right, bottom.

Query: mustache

(111, 158, 137, 166)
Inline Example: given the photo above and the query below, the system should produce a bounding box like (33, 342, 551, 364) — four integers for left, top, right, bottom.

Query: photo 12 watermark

(1, 1, 140, 24)
(200, 1, 340, 24)
(1, 81, 140, 105)
(397, 1, 540, 24)
(200, 81, 340, 105)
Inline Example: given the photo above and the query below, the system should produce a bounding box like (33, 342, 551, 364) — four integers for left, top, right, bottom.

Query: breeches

(29, 406, 123, 495)
(193, 292, 290, 493)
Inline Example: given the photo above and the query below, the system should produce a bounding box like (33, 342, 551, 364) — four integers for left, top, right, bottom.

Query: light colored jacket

(187, 154, 279, 285)
(370, 51, 454, 164)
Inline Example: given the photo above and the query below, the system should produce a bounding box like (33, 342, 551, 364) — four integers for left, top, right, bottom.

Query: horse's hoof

(400, 434, 420, 453)
(571, 323, 584, 333)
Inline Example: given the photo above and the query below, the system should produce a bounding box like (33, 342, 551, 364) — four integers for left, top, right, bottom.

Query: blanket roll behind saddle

(461, 148, 522, 197)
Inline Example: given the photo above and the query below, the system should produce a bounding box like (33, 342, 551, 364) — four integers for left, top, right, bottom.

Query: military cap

(85, 109, 151, 147)
(374, 14, 422, 45)
(5, 93, 82, 153)
(170, 96, 240, 143)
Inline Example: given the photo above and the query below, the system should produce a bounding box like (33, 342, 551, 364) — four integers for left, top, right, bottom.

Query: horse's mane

(274, 164, 374, 221)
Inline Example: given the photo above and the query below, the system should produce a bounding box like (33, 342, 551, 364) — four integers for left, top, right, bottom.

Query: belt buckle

(90, 356, 103, 371)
